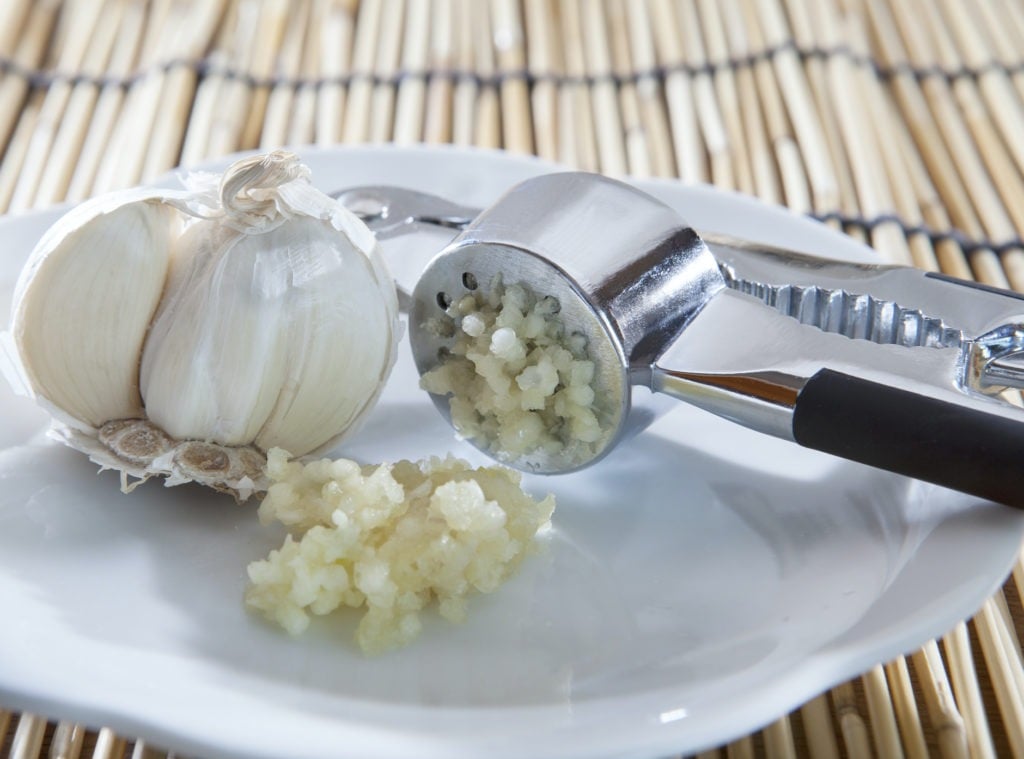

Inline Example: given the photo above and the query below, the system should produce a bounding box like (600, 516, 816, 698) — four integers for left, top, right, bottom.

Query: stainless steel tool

(336, 175, 1024, 508)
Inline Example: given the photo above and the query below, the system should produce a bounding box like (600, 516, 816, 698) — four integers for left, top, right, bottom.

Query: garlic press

(336, 175, 1024, 508)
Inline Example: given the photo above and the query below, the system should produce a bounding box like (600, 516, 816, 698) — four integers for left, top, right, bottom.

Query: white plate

(1, 146, 1021, 759)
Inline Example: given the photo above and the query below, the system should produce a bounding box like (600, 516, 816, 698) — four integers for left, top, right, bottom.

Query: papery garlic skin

(10, 151, 400, 500)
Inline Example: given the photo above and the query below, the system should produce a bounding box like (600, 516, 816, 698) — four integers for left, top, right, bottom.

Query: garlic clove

(140, 215, 398, 458)
(139, 153, 400, 458)
(253, 220, 399, 455)
(138, 219, 294, 447)
(12, 196, 179, 430)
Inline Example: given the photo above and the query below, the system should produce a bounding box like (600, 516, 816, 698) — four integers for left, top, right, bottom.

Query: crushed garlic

(420, 277, 611, 469)
(245, 448, 555, 654)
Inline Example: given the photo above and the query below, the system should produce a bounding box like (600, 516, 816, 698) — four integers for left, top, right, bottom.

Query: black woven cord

(808, 210, 1024, 257)
(0, 41, 1020, 92)
(2, 44, 1022, 262)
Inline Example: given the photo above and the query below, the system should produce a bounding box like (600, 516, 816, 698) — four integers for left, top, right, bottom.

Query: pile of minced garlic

(245, 447, 555, 654)
(420, 276, 608, 468)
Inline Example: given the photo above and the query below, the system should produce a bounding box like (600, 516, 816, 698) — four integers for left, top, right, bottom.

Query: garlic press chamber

(336, 175, 1024, 508)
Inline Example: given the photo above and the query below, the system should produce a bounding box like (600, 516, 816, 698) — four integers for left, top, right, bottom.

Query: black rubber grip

(792, 369, 1024, 509)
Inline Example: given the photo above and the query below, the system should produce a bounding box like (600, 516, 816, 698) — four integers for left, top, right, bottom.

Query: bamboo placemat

(2, 0, 1024, 757)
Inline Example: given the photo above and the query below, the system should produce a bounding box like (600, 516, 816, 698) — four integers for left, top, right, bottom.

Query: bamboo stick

(94, 0, 183, 189)
(471, 0, 500, 148)
(869, 18, 1019, 288)
(177, 0, 237, 167)
(522, 0, 558, 161)
(579, 0, 626, 175)
(179, 49, 227, 166)
(141, 0, 226, 177)
(983, 0, 1024, 58)
(555, 0, 596, 170)
(260, 0, 310, 149)
(195, 0, 254, 160)
(793, 0, 862, 221)
(422, 0, 454, 145)
(877, 87, 976, 279)
(9, 713, 46, 759)
(393, 0, 430, 144)
(91, 727, 126, 759)
(943, 622, 997, 759)
(287, 0, 322, 146)
(864, 0, 983, 239)
(739, 0, 809, 210)
(290, 0, 325, 146)
(912, 641, 969, 759)
(0, 90, 42, 212)
(1001, 247, 1024, 293)
(622, 0, 676, 178)
(1000, 0, 1024, 56)
(799, 693, 841, 759)
(696, 0, 754, 194)
(618, 81, 648, 178)
(831, 681, 874, 757)
(937, 0, 1024, 181)
(763, 715, 797, 759)
(63, 0, 145, 199)
(724, 735, 755, 759)
(890, 0, 1018, 242)
(717, 0, 780, 203)
(1013, 552, 1024, 613)
(755, 0, 837, 211)
(315, 0, 355, 146)
(883, 658, 929, 759)
(972, 248, 1012, 290)
(605, 0, 649, 178)
(237, 0, 290, 150)
(184, 0, 244, 162)
(32, 0, 130, 206)
(450, 0, 476, 145)
(975, 0, 1024, 108)
(0, 0, 59, 158)
(89, 0, 171, 190)
(130, 741, 166, 759)
(342, 0, 381, 142)
(833, 8, 915, 264)
(367, 0, 404, 143)
(50, 720, 87, 759)
(975, 599, 1024, 757)
(46, 0, 76, 60)
(648, 0, 703, 182)
(676, 0, 733, 188)
(0, 0, 31, 56)
(8, 0, 106, 210)
(819, 4, 887, 220)
(862, 664, 904, 758)
(0, 709, 10, 751)
(852, 17, 939, 271)
(915, 0, 1024, 240)
(993, 589, 1023, 659)
(492, 0, 534, 154)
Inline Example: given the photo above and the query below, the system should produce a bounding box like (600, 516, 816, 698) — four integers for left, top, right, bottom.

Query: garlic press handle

(333, 186, 479, 238)
(706, 235, 1024, 394)
(654, 288, 1024, 508)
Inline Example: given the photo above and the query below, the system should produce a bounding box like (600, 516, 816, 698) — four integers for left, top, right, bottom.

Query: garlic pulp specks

(10, 151, 400, 499)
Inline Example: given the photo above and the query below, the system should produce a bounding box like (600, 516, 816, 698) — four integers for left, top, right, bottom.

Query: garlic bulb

(10, 151, 400, 499)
